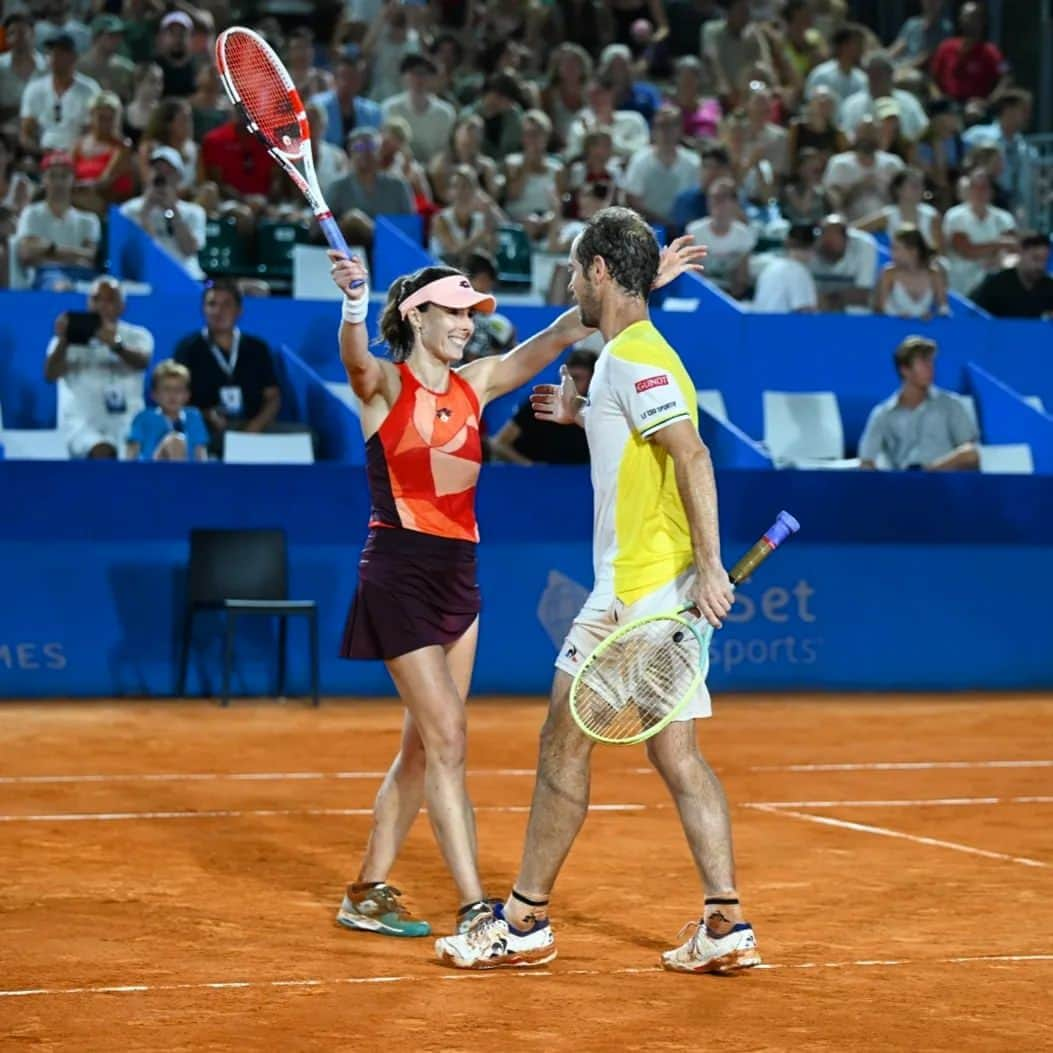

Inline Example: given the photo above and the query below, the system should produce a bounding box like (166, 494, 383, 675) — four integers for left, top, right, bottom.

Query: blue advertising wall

(1, 462, 1051, 699)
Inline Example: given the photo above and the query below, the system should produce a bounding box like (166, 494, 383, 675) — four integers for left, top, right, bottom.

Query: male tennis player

(436, 206, 760, 974)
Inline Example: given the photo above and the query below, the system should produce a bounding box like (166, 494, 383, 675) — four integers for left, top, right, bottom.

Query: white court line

(4, 759, 1052, 785)
(751, 760, 1053, 772)
(0, 768, 547, 786)
(0, 803, 650, 824)
(2, 953, 1052, 999)
(749, 796, 1053, 808)
(749, 804, 1052, 869)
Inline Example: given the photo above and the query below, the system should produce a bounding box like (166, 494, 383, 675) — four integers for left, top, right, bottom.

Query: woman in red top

(72, 92, 136, 213)
(328, 234, 704, 944)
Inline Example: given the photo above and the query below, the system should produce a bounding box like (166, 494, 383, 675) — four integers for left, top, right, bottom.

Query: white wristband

(342, 286, 369, 325)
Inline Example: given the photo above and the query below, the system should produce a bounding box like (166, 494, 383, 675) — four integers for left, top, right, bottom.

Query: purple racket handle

(728, 510, 800, 585)
(764, 510, 801, 550)
(318, 213, 365, 289)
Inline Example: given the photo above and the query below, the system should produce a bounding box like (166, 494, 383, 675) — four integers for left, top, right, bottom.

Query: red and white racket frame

(214, 27, 351, 255)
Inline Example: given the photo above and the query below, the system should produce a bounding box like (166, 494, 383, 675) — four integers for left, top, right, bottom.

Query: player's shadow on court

(560, 908, 668, 952)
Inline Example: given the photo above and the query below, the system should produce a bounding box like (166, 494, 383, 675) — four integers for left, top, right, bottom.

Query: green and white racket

(569, 512, 800, 745)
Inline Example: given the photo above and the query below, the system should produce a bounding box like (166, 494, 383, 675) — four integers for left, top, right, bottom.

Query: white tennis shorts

(554, 569, 712, 722)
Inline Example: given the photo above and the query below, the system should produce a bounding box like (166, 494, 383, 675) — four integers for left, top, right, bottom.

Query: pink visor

(398, 274, 497, 319)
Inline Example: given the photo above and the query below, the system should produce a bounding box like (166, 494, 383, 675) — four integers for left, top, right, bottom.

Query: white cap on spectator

(149, 145, 184, 176)
(160, 10, 193, 31)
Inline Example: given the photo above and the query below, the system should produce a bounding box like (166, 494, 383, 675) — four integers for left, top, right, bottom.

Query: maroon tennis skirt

(339, 527, 481, 661)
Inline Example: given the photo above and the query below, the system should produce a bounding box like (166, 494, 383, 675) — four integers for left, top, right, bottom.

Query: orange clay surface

(2, 695, 1052, 1052)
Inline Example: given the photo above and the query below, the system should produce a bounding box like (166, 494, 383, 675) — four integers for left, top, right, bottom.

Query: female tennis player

(329, 238, 705, 943)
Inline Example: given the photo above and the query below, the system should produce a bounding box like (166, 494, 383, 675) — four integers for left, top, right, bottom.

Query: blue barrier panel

(1, 462, 1051, 698)
(274, 345, 364, 463)
(381, 212, 424, 245)
(373, 216, 433, 293)
(967, 362, 1053, 472)
(697, 408, 772, 468)
(106, 206, 199, 293)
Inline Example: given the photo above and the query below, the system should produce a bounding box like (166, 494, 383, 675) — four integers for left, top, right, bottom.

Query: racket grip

(728, 510, 800, 585)
(318, 214, 365, 289)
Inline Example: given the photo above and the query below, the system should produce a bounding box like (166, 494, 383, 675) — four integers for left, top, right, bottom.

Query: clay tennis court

(2, 694, 1051, 1051)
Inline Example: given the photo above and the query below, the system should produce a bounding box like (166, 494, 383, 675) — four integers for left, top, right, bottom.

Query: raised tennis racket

(569, 511, 800, 745)
(214, 27, 362, 284)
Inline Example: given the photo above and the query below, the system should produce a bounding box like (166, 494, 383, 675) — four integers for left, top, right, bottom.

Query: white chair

(325, 381, 360, 415)
(223, 431, 314, 464)
(0, 429, 70, 460)
(762, 391, 847, 467)
(696, 389, 727, 422)
(978, 444, 1034, 475)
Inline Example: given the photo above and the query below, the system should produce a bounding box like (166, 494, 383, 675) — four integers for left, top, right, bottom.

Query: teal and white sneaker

(661, 921, 761, 974)
(335, 882, 431, 938)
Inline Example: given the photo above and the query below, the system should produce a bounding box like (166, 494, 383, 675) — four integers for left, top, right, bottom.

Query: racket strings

(575, 618, 702, 740)
(221, 34, 303, 153)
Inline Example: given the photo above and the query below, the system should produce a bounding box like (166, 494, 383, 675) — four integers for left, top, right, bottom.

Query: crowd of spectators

(0, 0, 1048, 318)
(1, 0, 1051, 463)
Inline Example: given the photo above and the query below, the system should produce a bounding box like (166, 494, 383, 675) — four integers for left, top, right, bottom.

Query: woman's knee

(419, 714, 468, 769)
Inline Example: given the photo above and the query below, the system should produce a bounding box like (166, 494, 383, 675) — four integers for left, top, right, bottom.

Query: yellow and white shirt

(583, 319, 697, 609)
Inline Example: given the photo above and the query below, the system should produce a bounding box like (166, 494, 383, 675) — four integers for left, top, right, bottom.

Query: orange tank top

(365, 362, 483, 543)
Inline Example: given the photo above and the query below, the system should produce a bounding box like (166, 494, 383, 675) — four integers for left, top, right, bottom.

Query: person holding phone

(43, 275, 153, 458)
(119, 145, 206, 278)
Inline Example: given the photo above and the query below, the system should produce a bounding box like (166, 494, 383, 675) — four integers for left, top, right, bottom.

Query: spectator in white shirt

(810, 213, 878, 311)
(502, 109, 566, 242)
(43, 275, 153, 459)
(742, 81, 789, 178)
(875, 224, 949, 319)
(563, 75, 650, 163)
(120, 146, 207, 280)
(380, 53, 456, 165)
(854, 165, 943, 254)
(752, 222, 819, 313)
(20, 33, 100, 155)
(621, 105, 701, 227)
(822, 116, 904, 222)
(840, 52, 929, 143)
(686, 177, 756, 298)
(805, 24, 867, 105)
(0, 13, 47, 127)
(13, 150, 100, 289)
(362, 0, 422, 103)
(942, 167, 1017, 296)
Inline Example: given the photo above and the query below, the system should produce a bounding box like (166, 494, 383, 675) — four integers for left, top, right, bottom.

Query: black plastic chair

(176, 528, 319, 706)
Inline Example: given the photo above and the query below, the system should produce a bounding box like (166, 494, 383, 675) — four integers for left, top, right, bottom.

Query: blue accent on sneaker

(493, 899, 550, 938)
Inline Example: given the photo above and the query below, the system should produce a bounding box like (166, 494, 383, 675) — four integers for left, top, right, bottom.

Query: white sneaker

(436, 909, 557, 970)
(662, 921, 761, 974)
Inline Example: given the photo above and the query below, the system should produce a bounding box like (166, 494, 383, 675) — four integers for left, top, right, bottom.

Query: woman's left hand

(654, 234, 707, 290)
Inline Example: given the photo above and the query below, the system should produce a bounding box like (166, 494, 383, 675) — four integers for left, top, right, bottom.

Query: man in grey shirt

(326, 128, 413, 247)
(859, 335, 978, 471)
